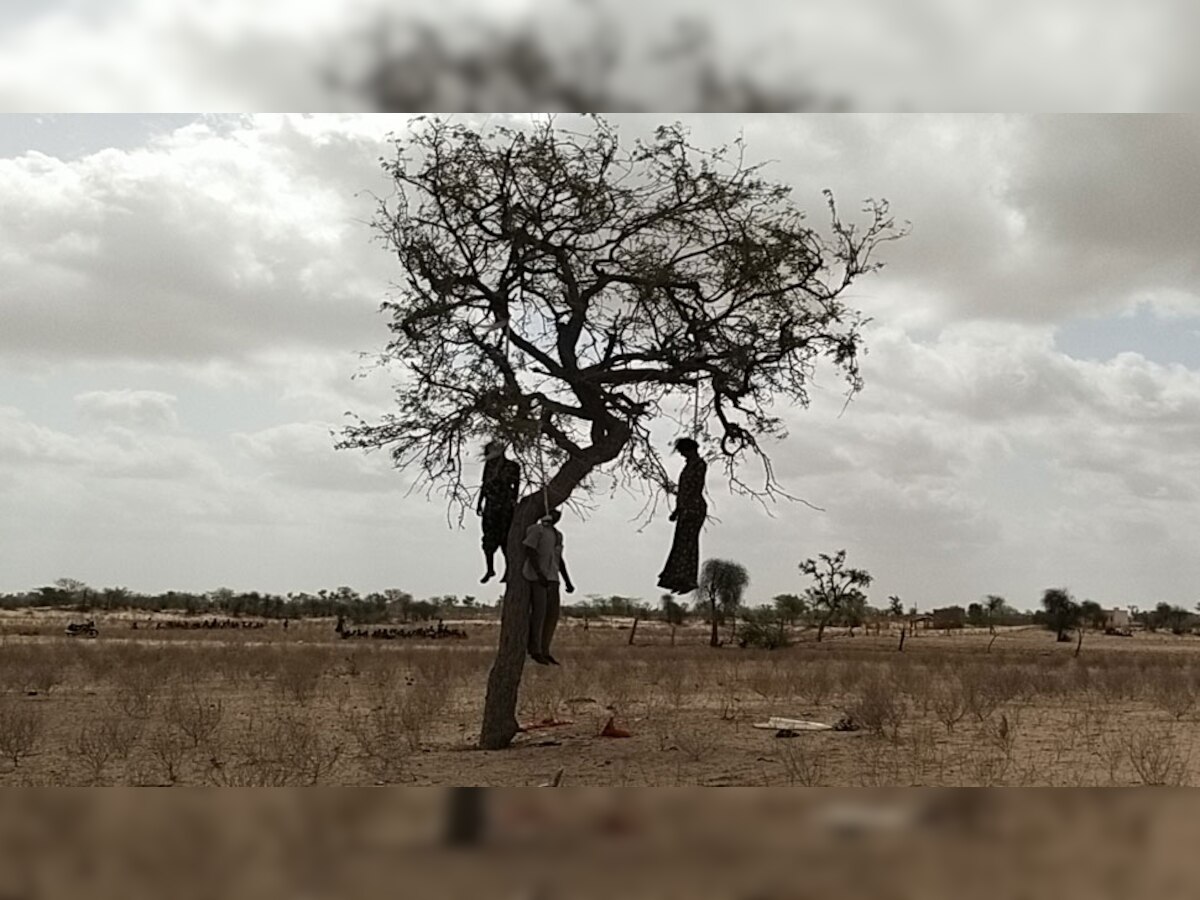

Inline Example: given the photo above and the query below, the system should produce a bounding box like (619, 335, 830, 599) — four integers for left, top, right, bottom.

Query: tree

(772, 593, 808, 627)
(966, 602, 985, 628)
(1041, 588, 1081, 642)
(338, 116, 905, 749)
(699, 559, 750, 648)
(887, 595, 904, 618)
(661, 594, 688, 627)
(985, 594, 1007, 634)
(1079, 600, 1107, 631)
(1152, 602, 1190, 635)
(799, 550, 873, 642)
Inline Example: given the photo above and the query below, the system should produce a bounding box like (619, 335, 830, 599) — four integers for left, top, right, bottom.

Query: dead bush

(847, 675, 904, 740)
(275, 650, 323, 704)
(24, 655, 66, 695)
(519, 667, 567, 724)
(930, 681, 968, 733)
(163, 686, 224, 749)
(960, 667, 1003, 722)
(796, 664, 832, 707)
(0, 696, 44, 766)
(1147, 667, 1197, 720)
(71, 712, 141, 785)
(675, 722, 719, 763)
(776, 739, 825, 786)
(1125, 723, 1191, 786)
(145, 724, 190, 784)
(112, 663, 163, 720)
(208, 710, 344, 786)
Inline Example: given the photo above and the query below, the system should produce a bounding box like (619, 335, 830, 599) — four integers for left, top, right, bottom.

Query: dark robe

(480, 457, 520, 553)
(657, 456, 707, 594)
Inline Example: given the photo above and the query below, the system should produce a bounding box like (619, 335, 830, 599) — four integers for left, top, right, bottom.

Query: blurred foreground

(0, 789, 1194, 899)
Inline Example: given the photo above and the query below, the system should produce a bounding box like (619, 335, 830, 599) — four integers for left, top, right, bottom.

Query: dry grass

(4, 612, 1200, 784)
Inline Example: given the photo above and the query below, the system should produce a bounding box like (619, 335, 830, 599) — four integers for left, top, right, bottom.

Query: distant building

(1104, 608, 1131, 631)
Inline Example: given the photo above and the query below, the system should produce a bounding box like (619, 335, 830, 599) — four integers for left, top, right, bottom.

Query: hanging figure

(658, 437, 707, 595)
(477, 440, 521, 584)
(522, 508, 574, 665)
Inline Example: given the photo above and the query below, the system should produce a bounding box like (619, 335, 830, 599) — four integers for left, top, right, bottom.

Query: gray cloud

(5, 114, 1200, 608)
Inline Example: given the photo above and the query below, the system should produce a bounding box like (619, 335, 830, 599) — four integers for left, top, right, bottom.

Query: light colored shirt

(521, 522, 563, 583)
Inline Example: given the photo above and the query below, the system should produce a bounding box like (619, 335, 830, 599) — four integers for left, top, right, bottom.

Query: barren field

(2, 610, 1200, 786)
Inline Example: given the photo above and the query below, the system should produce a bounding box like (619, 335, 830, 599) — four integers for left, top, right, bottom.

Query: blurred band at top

(0, 0, 1197, 112)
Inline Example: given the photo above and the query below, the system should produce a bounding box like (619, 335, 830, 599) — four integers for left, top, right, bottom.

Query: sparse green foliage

(799, 550, 873, 642)
(1041, 588, 1081, 642)
(699, 559, 750, 647)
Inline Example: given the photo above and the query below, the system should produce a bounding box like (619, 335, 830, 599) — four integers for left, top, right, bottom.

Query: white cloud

(0, 114, 398, 366)
(75, 389, 179, 430)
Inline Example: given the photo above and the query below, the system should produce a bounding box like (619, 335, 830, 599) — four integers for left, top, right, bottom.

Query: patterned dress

(657, 456, 707, 594)
(480, 457, 520, 554)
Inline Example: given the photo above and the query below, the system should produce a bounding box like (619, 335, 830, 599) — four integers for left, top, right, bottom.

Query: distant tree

(699, 559, 750, 648)
(887, 595, 904, 618)
(772, 593, 807, 627)
(985, 594, 1007, 633)
(966, 602, 985, 628)
(1153, 602, 1190, 635)
(841, 592, 868, 635)
(385, 590, 415, 622)
(1079, 600, 1107, 631)
(661, 594, 688, 627)
(1041, 588, 1081, 642)
(799, 550, 873, 643)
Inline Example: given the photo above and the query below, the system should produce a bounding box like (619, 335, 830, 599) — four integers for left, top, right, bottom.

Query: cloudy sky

(2, 0, 1198, 111)
(4, 113, 1200, 612)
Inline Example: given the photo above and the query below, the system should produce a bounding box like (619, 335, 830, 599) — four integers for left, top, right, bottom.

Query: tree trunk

(478, 495, 547, 749)
(444, 788, 487, 846)
(709, 597, 719, 647)
(479, 428, 627, 751)
(628, 616, 639, 646)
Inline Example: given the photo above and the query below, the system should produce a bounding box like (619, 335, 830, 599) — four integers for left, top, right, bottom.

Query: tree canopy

(338, 115, 906, 519)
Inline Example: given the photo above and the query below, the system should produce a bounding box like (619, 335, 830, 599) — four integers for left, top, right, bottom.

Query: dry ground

(1, 609, 1199, 785)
